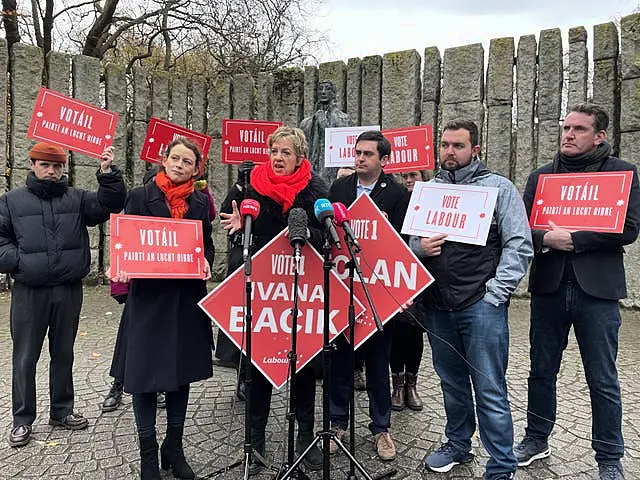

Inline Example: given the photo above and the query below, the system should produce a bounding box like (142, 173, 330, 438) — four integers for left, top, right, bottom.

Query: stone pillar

(71, 55, 103, 281)
(232, 74, 255, 120)
(207, 77, 232, 280)
(421, 47, 441, 134)
(47, 51, 71, 96)
(190, 76, 208, 172)
(256, 73, 274, 121)
(441, 44, 484, 137)
(536, 29, 563, 165)
(319, 61, 347, 111)
(151, 71, 170, 121)
(382, 49, 421, 129)
(303, 66, 318, 119)
(593, 22, 620, 155)
(273, 68, 304, 126)
(515, 35, 538, 191)
(346, 58, 362, 125)
(130, 67, 151, 186)
(172, 75, 188, 127)
(619, 13, 640, 307)
(567, 27, 588, 109)
(360, 55, 382, 126)
(485, 38, 514, 179)
(10, 43, 43, 188)
(0, 40, 9, 192)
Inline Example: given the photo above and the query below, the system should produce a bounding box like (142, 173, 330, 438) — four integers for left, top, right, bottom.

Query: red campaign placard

(221, 119, 282, 164)
(110, 214, 206, 279)
(331, 194, 435, 350)
(529, 171, 633, 233)
(140, 117, 211, 174)
(381, 125, 435, 173)
(28, 87, 118, 159)
(199, 231, 364, 389)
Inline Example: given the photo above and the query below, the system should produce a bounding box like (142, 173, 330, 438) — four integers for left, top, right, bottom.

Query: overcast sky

(312, 0, 639, 62)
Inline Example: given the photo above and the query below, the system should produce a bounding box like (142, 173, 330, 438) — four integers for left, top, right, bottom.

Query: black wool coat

(110, 182, 214, 393)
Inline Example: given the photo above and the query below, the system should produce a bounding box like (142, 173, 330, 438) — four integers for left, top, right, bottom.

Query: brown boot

(391, 373, 404, 411)
(405, 373, 423, 411)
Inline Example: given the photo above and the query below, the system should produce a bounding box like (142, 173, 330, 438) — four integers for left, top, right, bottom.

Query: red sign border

(342, 193, 435, 350)
(140, 117, 212, 174)
(110, 214, 206, 280)
(199, 229, 363, 389)
(381, 124, 435, 173)
(529, 171, 633, 233)
(221, 119, 283, 165)
(28, 87, 118, 159)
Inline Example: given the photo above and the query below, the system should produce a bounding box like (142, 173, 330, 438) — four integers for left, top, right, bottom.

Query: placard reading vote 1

(401, 182, 499, 246)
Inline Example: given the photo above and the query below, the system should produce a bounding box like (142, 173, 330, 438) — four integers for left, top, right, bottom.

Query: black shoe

(599, 463, 625, 480)
(296, 430, 322, 471)
(513, 436, 550, 467)
(49, 412, 89, 430)
(8, 425, 32, 447)
(139, 434, 161, 480)
(101, 380, 123, 412)
(157, 392, 166, 409)
(160, 426, 195, 479)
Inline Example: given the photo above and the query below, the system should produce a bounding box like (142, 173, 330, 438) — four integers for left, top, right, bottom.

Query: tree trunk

(2, 0, 20, 47)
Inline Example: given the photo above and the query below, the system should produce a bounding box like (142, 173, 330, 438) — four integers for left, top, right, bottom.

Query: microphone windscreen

(314, 198, 334, 222)
(288, 208, 308, 245)
(239, 199, 260, 220)
(332, 202, 350, 224)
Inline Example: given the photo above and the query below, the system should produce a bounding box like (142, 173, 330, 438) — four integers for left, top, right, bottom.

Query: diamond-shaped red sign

(199, 230, 364, 389)
(331, 194, 435, 349)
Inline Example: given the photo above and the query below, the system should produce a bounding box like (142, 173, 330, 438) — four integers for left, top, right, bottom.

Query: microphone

(332, 202, 361, 253)
(314, 199, 342, 250)
(288, 208, 308, 270)
(240, 199, 260, 261)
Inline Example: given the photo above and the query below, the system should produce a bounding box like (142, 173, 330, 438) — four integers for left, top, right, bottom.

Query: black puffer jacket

(0, 167, 126, 286)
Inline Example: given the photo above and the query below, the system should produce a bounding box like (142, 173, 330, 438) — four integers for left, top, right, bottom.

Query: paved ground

(0, 286, 639, 479)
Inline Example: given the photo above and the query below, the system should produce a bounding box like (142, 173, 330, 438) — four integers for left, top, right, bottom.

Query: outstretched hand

(219, 200, 242, 235)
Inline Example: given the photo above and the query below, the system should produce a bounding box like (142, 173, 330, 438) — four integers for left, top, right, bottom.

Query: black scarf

(26, 172, 68, 199)
(553, 142, 612, 173)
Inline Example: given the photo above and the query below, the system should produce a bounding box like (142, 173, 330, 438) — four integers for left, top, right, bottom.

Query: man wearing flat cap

(0, 143, 126, 447)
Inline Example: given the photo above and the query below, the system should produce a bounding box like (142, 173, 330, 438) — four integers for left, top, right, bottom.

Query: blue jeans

(330, 324, 393, 435)
(424, 299, 517, 478)
(526, 282, 624, 464)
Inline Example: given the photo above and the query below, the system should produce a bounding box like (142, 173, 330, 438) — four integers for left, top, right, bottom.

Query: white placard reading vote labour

(324, 125, 380, 168)
(401, 182, 499, 246)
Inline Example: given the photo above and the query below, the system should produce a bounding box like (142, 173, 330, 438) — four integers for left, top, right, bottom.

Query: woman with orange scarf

(110, 137, 214, 480)
(220, 126, 328, 475)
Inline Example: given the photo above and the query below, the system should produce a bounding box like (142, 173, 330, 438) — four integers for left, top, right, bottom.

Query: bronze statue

(299, 81, 354, 184)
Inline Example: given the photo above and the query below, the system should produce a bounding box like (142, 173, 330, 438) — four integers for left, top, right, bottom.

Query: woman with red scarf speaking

(220, 126, 328, 475)
(110, 137, 214, 480)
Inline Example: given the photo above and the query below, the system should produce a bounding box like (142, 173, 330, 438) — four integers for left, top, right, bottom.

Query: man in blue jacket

(415, 120, 532, 480)
(0, 142, 126, 447)
(515, 104, 639, 480)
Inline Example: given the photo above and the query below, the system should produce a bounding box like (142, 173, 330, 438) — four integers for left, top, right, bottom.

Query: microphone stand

(274, 248, 310, 480)
(342, 235, 396, 480)
(278, 239, 375, 480)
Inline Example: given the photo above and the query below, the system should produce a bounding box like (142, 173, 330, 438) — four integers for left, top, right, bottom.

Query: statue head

(317, 81, 336, 105)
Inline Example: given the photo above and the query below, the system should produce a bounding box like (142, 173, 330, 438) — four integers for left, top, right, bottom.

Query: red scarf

(155, 171, 194, 219)
(250, 159, 311, 213)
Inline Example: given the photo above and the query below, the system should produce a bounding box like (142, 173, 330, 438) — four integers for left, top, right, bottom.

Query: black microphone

(314, 198, 342, 250)
(332, 201, 362, 253)
(240, 199, 260, 261)
(288, 208, 308, 270)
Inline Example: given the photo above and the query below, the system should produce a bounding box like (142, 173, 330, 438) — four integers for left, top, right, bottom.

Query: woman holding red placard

(220, 125, 328, 475)
(109, 136, 214, 480)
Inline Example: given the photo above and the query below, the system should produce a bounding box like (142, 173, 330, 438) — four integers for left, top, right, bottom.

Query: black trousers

(389, 321, 424, 375)
(10, 281, 83, 426)
(249, 364, 316, 433)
